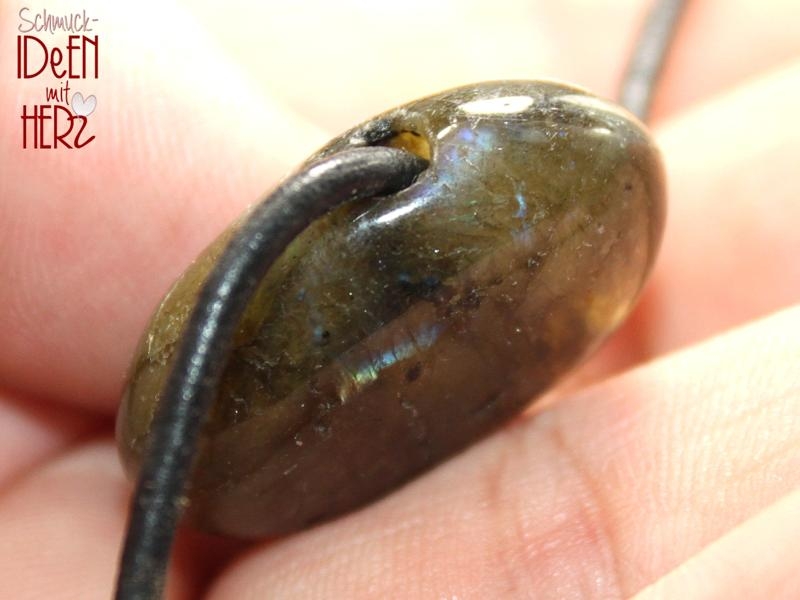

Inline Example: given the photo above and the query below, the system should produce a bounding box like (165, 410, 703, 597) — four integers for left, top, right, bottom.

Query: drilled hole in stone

(381, 130, 432, 162)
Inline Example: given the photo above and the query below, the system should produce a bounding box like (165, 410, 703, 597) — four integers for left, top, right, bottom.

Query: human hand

(1, 0, 799, 597)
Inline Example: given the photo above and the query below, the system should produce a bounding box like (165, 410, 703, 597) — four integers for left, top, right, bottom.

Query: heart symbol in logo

(71, 92, 97, 117)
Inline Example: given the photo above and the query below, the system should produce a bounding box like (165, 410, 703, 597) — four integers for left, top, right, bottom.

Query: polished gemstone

(116, 80, 665, 538)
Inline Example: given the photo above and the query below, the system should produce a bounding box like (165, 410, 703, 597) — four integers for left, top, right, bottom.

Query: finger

(0, 440, 226, 600)
(209, 305, 800, 598)
(652, 0, 800, 119)
(566, 58, 800, 387)
(633, 487, 800, 600)
(0, 390, 102, 491)
(648, 61, 800, 348)
(0, 442, 141, 599)
(0, 0, 328, 411)
(185, 0, 800, 129)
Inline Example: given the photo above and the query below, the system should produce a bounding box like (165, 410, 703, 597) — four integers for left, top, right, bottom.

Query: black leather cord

(619, 0, 689, 120)
(114, 147, 427, 600)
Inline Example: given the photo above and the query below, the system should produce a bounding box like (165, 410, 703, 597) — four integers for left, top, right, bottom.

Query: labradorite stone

(117, 81, 665, 538)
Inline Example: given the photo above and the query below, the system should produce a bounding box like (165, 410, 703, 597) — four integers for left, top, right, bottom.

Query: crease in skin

(543, 415, 627, 597)
(0, 391, 103, 495)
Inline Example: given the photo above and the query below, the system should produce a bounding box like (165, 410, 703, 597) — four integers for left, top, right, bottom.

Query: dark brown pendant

(117, 80, 665, 538)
